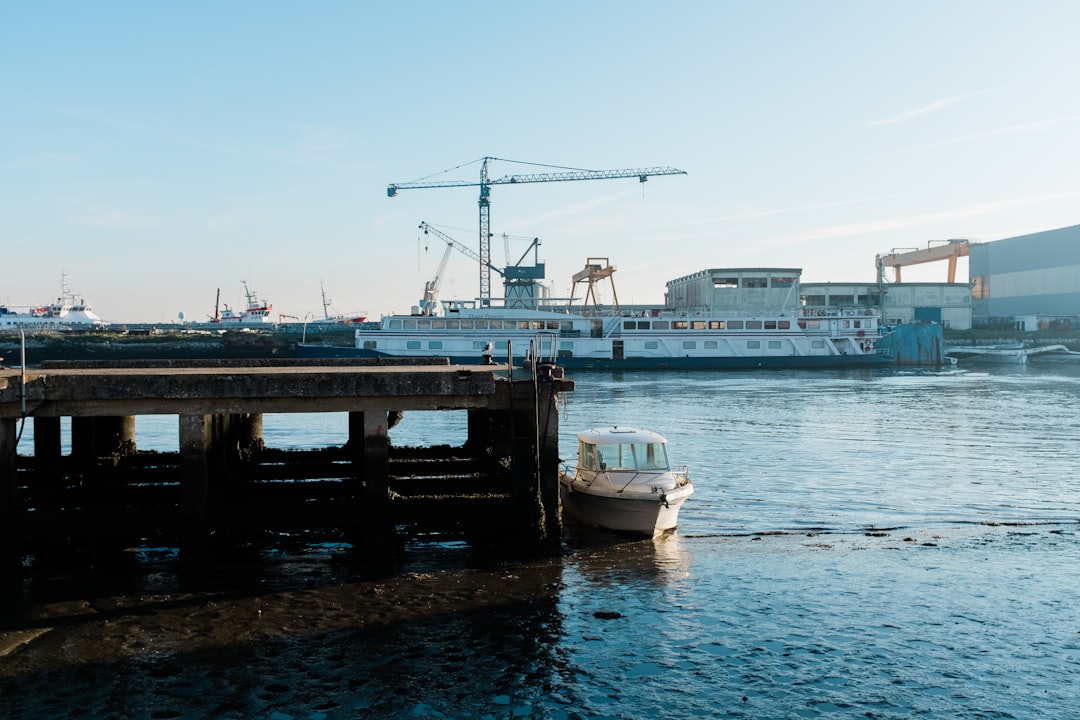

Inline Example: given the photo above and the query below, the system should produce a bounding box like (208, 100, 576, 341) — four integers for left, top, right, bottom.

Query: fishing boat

(210, 282, 274, 324)
(318, 279, 367, 324)
(297, 263, 892, 369)
(560, 426, 694, 536)
(0, 275, 107, 331)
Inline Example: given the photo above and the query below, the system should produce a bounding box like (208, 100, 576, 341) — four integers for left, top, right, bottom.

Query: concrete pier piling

(0, 359, 574, 573)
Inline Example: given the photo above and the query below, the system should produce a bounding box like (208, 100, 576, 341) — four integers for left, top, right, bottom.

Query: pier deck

(0, 359, 574, 571)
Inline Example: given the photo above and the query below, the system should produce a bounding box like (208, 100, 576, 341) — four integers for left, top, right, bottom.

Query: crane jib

(387, 159, 687, 302)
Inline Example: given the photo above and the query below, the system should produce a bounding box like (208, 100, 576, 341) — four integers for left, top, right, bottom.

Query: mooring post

(179, 413, 212, 560)
(0, 417, 20, 573)
(349, 409, 392, 550)
(534, 378, 563, 545)
(237, 412, 264, 454)
(32, 416, 63, 509)
(70, 415, 96, 466)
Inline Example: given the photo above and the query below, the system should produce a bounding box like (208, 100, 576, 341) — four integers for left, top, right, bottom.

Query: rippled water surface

(3, 363, 1080, 719)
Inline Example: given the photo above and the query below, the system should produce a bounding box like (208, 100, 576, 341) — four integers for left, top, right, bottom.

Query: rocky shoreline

(0, 327, 357, 367)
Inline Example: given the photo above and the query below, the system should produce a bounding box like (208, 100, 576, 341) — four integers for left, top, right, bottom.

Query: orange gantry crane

(876, 239, 973, 283)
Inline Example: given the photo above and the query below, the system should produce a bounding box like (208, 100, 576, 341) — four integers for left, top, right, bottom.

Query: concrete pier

(0, 359, 574, 572)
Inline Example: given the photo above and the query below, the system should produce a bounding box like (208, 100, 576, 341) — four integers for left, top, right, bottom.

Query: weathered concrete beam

(0, 366, 509, 418)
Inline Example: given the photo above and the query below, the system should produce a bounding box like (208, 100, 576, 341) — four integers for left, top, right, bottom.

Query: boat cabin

(577, 427, 671, 473)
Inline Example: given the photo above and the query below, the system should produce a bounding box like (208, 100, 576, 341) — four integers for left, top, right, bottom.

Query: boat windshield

(582, 441, 669, 471)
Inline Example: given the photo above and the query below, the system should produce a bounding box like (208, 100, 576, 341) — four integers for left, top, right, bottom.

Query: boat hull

(559, 478, 692, 536)
(296, 343, 894, 369)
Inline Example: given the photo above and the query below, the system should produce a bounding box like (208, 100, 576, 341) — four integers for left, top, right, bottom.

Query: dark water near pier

(3, 364, 1080, 718)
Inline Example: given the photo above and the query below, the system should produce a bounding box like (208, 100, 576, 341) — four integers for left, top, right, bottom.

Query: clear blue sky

(4, 1, 1079, 323)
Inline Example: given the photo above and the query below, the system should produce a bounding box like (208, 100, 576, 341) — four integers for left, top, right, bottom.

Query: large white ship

(0, 275, 107, 332)
(298, 262, 896, 370)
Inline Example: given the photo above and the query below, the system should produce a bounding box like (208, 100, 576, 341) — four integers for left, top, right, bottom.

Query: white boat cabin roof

(576, 426, 668, 446)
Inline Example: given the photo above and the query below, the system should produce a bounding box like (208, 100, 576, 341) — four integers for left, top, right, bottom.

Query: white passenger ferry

(0, 275, 107, 332)
(298, 265, 892, 370)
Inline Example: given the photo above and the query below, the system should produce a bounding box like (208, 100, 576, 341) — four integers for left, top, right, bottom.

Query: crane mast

(389, 157, 686, 304)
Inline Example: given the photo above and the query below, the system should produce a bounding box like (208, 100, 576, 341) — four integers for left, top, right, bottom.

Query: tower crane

(419, 221, 502, 281)
(388, 157, 686, 305)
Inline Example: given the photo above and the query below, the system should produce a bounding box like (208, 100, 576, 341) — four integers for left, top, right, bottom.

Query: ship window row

(406, 339, 522, 351)
(556, 339, 812, 353)
(391, 318, 567, 331)
(710, 276, 795, 289)
(624, 319, 793, 331)
(799, 319, 871, 330)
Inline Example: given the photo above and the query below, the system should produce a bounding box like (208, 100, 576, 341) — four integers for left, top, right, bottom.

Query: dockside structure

(0, 358, 573, 572)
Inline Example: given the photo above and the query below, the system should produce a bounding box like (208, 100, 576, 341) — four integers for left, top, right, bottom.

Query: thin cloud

(870, 90, 991, 126)
(953, 114, 1080, 142)
(760, 190, 1080, 247)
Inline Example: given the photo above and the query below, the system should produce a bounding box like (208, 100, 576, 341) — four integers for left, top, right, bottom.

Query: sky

(3, 1, 1080, 324)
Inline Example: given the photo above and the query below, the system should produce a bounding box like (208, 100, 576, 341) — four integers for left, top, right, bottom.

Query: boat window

(812, 340, 825, 348)
(742, 277, 768, 288)
(407, 341, 421, 349)
(746, 320, 763, 329)
(428, 341, 443, 349)
(682, 340, 696, 349)
(560, 321, 574, 332)
(853, 320, 861, 329)
(768, 340, 782, 349)
(597, 442, 670, 471)
(705, 340, 718, 349)
(805, 320, 820, 330)
(778, 320, 790, 329)
(547, 320, 560, 330)
(764, 320, 777, 330)
(431, 320, 445, 329)
(645, 341, 659, 349)
(401, 319, 415, 329)
(531, 321, 545, 330)
(652, 321, 669, 330)
(580, 442, 598, 470)
(713, 277, 739, 288)
(623, 321, 636, 330)
(709, 320, 724, 329)
(417, 320, 431, 330)
(518, 321, 530, 330)
(472, 341, 488, 350)
(445, 320, 459, 329)
(363, 341, 377, 350)
(831, 295, 855, 305)
(747, 340, 761, 349)
(672, 320, 688, 330)
(842, 320, 851, 329)
(772, 276, 797, 288)
(691, 321, 706, 330)
(459, 320, 473, 329)
(640, 442, 669, 470)
(728, 320, 744, 329)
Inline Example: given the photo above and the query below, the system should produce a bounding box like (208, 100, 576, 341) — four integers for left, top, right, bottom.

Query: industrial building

(664, 267, 972, 330)
(969, 224, 1080, 330)
(660, 223, 1080, 333)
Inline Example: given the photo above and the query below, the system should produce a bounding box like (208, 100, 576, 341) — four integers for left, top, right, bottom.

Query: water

(3, 364, 1080, 718)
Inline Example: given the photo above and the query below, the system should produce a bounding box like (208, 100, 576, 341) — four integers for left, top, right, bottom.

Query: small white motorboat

(560, 426, 694, 536)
